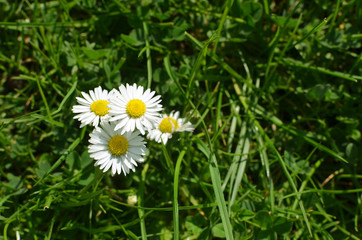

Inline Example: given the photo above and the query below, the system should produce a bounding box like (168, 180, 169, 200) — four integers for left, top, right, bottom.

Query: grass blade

(279, 58, 360, 82)
(173, 148, 186, 240)
(138, 163, 149, 240)
(212, 0, 234, 55)
(142, 22, 152, 89)
(229, 120, 250, 211)
(197, 140, 234, 240)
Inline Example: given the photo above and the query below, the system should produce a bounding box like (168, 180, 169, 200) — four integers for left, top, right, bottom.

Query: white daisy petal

(142, 89, 155, 102)
(161, 134, 169, 144)
(114, 117, 129, 131)
(130, 158, 138, 166)
(128, 147, 142, 155)
(127, 119, 136, 132)
(111, 160, 117, 175)
(109, 88, 120, 98)
(74, 111, 92, 120)
(76, 97, 91, 106)
(83, 115, 96, 125)
(135, 120, 144, 134)
(123, 158, 133, 169)
(119, 85, 128, 99)
(103, 159, 113, 172)
(89, 90, 97, 101)
(95, 86, 104, 100)
(116, 160, 122, 175)
(146, 95, 161, 104)
(136, 85, 144, 98)
(122, 160, 130, 174)
(110, 113, 127, 121)
(81, 92, 93, 103)
(72, 105, 90, 113)
(89, 145, 108, 152)
(93, 116, 100, 127)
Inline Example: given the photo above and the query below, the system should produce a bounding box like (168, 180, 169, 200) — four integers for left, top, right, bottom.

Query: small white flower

(108, 83, 163, 135)
(88, 121, 147, 176)
(127, 195, 138, 205)
(147, 111, 194, 144)
(72, 86, 111, 128)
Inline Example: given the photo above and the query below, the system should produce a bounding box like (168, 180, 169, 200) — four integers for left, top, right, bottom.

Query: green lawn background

(0, 0, 361, 239)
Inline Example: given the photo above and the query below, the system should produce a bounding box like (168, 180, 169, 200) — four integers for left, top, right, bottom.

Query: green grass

(1, 0, 362, 239)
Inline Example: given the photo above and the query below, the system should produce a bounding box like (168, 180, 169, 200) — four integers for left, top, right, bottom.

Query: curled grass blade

(288, 16, 330, 51)
(278, 58, 360, 82)
(34, 137, 81, 186)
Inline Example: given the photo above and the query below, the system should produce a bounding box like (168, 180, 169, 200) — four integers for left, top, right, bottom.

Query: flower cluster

(72, 84, 194, 176)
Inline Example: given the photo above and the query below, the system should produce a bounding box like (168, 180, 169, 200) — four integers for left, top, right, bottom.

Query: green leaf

(81, 150, 93, 169)
(240, 2, 262, 23)
(36, 153, 52, 178)
(78, 172, 95, 186)
(346, 143, 358, 164)
(255, 229, 275, 240)
(128, 29, 145, 46)
(271, 14, 299, 28)
(236, 208, 255, 222)
(172, 18, 190, 41)
(4, 173, 23, 190)
(185, 215, 204, 235)
(306, 84, 328, 101)
(66, 151, 80, 171)
(273, 217, 292, 235)
(81, 48, 110, 60)
(212, 223, 226, 238)
(254, 211, 273, 230)
(121, 34, 138, 45)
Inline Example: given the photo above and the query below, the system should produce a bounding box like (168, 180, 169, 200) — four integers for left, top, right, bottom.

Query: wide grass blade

(173, 148, 186, 240)
(229, 120, 250, 211)
(197, 140, 234, 240)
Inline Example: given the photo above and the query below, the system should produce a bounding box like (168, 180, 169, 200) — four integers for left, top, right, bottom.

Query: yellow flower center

(108, 135, 129, 156)
(126, 99, 146, 118)
(158, 117, 179, 133)
(90, 100, 110, 116)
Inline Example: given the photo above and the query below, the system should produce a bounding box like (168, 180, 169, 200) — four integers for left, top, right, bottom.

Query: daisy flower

(108, 83, 163, 135)
(72, 86, 111, 128)
(147, 111, 194, 144)
(88, 121, 147, 176)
